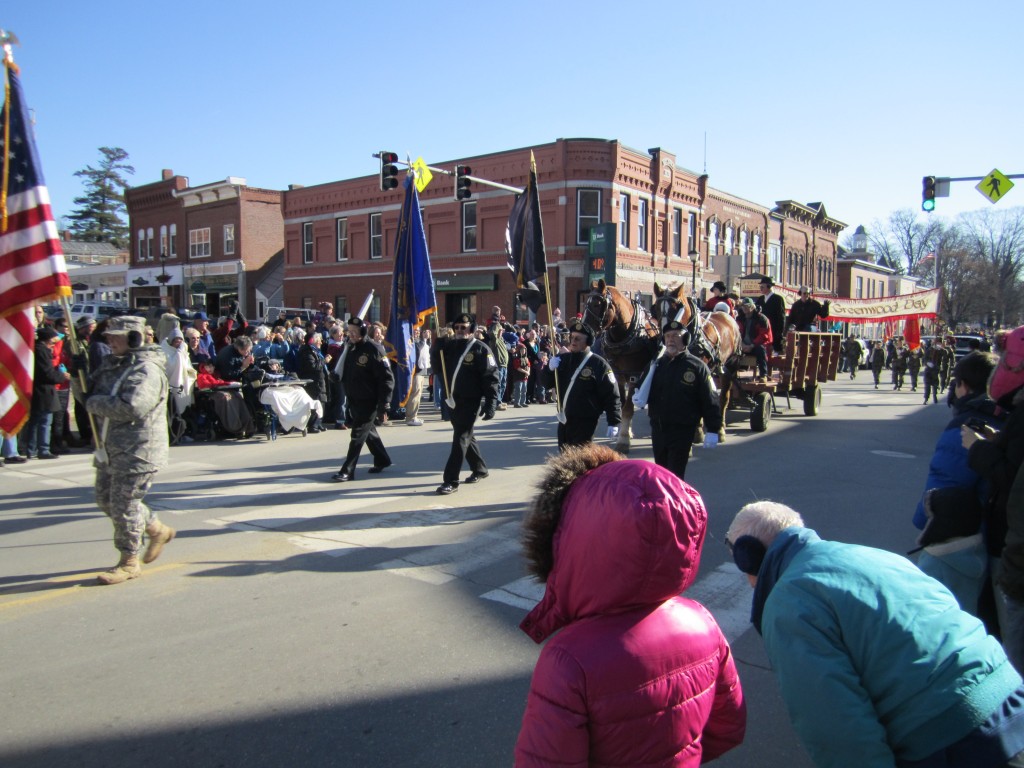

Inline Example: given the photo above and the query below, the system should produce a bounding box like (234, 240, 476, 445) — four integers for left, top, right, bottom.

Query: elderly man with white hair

(726, 501, 1024, 767)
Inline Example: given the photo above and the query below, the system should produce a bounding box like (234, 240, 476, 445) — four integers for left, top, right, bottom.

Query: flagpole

(528, 151, 562, 419)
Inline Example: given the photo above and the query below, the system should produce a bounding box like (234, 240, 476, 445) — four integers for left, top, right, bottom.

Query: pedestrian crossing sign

(976, 169, 1013, 204)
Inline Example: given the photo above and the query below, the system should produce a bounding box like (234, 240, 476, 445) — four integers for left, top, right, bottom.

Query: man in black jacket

(786, 286, 831, 332)
(754, 277, 786, 353)
(647, 320, 720, 480)
(331, 317, 395, 482)
(430, 313, 499, 495)
(549, 321, 621, 450)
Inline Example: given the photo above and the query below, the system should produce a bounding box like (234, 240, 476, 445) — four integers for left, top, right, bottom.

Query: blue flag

(385, 177, 437, 406)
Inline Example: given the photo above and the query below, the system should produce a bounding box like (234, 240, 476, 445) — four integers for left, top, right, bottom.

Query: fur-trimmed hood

(520, 445, 708, 644)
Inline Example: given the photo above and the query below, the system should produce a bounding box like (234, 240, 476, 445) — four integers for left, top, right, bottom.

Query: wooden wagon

(722, 330, 842, 432)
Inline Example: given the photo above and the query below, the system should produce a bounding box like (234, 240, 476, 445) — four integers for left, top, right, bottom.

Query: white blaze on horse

(581, 280, 658, 454)
(652, 282, 742, 441)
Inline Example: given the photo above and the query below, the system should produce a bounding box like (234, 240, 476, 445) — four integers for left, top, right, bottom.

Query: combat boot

(96, 554, 141, 585)
(143, 521, 176, 564)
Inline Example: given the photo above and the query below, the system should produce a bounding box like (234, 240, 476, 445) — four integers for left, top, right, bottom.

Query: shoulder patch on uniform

(486, 354, 496, 368)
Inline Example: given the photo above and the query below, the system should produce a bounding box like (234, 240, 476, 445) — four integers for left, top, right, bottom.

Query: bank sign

(588, 223, 617, 285)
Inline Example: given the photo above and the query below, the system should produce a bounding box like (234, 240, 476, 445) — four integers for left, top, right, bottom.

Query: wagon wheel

(751, 391, 772, 432)
(803, 384, 822, 416)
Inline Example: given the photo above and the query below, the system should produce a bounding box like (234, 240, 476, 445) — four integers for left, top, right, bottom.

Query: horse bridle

(583, 291, 611, 337)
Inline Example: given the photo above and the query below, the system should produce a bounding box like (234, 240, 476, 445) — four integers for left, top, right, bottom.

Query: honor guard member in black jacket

(331, 317, 395, 483)
(431, 313, 499, 495)
(549, 321, 621, 450)
(646, 320, 721, 480)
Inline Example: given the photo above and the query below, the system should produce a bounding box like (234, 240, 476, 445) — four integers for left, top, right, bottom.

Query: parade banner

(772, 286, 939, 323)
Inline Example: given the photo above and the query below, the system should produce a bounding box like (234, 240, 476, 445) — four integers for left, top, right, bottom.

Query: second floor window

(462, 201, 477, 252)
(336, 218, 348, 261)
(671, 209, 682, 257)
(302, 222, 314, 264)
(159, 225, 168, 259)
(137, 229, 144, 261)
(370, 213, 383, 259)
(619, 193, 630, 248)
(637, 199, 648, 252)
(146, 227, 154, 260)
(169, 223, 177, 258)
(687, 212, 696, 254)
(189, 227, 211, 259)
(577, 189, 601, 245)
(224, 224, 235, 255)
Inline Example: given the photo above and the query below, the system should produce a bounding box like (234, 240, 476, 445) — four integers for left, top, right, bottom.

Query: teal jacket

(753, 528, 1021, 767)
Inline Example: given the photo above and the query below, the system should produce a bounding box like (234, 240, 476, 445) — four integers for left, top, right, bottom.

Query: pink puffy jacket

(515, 460, 745, 767)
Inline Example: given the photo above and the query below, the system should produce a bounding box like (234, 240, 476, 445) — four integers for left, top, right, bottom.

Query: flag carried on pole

(0, 59, 71, 437)
(385, 175, 436, 407)
(505, 152, 547, 293)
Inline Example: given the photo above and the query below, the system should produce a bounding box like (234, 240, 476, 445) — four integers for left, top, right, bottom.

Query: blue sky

(5, 0, 1022, 241)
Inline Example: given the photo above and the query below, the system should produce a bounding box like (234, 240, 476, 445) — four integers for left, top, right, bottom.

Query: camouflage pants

(95, 467, 159, 555)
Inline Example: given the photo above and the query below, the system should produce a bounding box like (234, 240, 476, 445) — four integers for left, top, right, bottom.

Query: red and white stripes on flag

(0, 61, 71, 437)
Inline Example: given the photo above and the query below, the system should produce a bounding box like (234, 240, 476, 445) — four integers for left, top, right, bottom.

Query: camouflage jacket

(86, 345, 169, 472)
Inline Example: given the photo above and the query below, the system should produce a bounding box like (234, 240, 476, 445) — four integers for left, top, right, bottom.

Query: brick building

(124, 171, 284, 318)
(276, 137, 847, 324)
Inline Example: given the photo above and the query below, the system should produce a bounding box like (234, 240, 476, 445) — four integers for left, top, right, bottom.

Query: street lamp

(688, 249, 700, 296)
(156, 251, 171, 284)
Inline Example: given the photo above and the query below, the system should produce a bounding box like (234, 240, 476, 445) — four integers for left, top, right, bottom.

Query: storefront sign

(434, 273, 497, 292)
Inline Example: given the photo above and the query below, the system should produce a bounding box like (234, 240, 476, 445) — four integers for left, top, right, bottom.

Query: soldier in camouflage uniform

(85, 315, 175, 585)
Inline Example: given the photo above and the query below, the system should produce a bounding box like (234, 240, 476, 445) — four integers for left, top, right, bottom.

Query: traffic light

(922, 176, 937, 212)
(454, 165, 472, 200)
(379, 152, 399, 191)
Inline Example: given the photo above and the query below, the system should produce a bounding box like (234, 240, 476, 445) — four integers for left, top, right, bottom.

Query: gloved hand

(606, 426, 619, 438)
(549, 356, 561, 370)
(480, 402, 496, 421)
(70, 352, 88, 375)
(703, 433, 719, 449)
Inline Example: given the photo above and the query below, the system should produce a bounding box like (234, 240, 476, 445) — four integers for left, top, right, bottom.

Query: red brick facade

(280, 138, 846, 326)
(125, 172, 283, 317)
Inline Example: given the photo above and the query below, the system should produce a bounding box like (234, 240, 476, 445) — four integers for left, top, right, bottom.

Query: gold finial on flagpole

(0, 30, 19, 66)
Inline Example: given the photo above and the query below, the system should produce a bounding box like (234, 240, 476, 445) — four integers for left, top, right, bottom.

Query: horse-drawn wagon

(726, 330, 842, 432)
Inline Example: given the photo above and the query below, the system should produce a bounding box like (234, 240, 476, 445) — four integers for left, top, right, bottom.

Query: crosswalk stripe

(375, 520, 523, 584)
(482, 563, 754, 645)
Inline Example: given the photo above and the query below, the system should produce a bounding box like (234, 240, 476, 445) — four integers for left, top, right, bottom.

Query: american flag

(0, 62, 71, 437)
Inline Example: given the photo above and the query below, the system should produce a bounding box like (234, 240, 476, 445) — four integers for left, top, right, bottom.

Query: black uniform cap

(569, 321, 593, 345)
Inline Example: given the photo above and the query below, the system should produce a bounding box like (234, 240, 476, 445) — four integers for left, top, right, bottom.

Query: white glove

(549, 356, 560, 370)
(606, 426, 619, 438)
(702, 433, 719, 449)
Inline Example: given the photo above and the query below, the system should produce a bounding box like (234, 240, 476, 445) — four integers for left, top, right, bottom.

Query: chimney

(162, 169, 174, 180)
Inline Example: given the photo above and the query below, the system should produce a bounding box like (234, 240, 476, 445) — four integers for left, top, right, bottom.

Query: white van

(69, 301, 128, 323)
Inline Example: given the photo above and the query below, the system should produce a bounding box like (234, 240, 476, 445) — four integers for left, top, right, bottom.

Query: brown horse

(652, 282, 742, 440)
(582, 279, 659, 453)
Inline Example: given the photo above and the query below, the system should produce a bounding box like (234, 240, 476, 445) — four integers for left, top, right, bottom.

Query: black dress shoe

(330, 470, 354, 483)
(37, 453, 59, 460)
(4, 455, 27, 464)
(436, 483, 458, 495)
(463, 472, 489, 484)
(367, 463, 392, 474)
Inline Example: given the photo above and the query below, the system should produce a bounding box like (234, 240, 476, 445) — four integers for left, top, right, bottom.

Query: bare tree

(869, 209, 946, 276)
(958, 207, 1024, 327)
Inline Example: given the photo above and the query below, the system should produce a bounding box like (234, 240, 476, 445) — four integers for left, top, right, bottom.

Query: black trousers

(651, 420, 696, 480)
(443, 399, 486, 485)
(557, 417, 599, 451)
(340, 406, 390, 475)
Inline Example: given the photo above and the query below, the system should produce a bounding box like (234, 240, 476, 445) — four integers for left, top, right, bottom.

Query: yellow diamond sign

(977, 169, 1014, 204)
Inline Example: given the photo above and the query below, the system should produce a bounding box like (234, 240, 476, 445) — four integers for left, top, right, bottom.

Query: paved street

(1, 373, 950, 767)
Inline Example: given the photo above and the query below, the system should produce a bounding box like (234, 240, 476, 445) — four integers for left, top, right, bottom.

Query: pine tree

(67, 147, 134, 247)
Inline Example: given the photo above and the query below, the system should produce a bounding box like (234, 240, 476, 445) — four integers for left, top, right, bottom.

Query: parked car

(952, 334, 990, 361)
(69, 301, 129, 323)
(264, 307, 315, 324)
